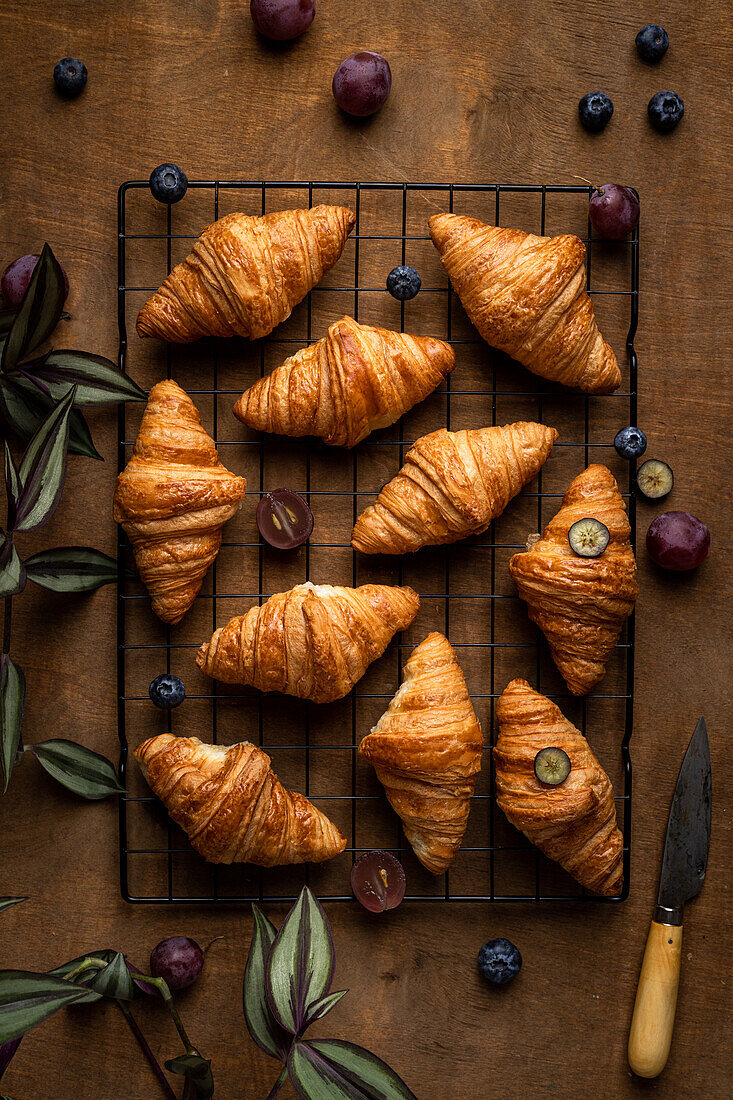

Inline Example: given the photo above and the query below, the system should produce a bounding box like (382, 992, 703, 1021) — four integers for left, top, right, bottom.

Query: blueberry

(386, 265, 421, 301)
(149, 674, 185, 709)
(53, 58, 88, 98)
(636, 24, 669, 63)
(478, 938, 522, 985)
(149, 163, 188, 204)
(614, 426, 648, 460)
(578, 91, 613, 133)
(648, 91, 684, 133)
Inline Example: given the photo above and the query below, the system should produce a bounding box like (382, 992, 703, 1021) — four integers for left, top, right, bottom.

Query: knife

(628, 717, 712, 1078)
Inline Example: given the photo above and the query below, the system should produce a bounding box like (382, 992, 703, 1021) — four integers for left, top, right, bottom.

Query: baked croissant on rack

(509, 464, 638, 695)
(113, 379, 247, 624)
(196, 581, 420, 703)
(359, 632, 483, 875)
(136, 205, 356, 343)
(135, 733, 346, 865)
(233, 316, 455, 448)
(428, 213, 621, 394)
(351, 421, 557, 555)
(494, 679, 623, 895)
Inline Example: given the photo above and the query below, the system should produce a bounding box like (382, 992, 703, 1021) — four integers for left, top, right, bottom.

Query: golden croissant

(136, 205, 356, 343)
(351, 421, 557, 555)
(233, 316, 455, 448)
(113, 380, 247, 624)
(510, 464, 638, 695)
(359, 633, 483, 875)
(196, 581, 420, 703)
(428, 214, 620, 394)
(495, 679, 623, 895)
(135, 734, 346, 865)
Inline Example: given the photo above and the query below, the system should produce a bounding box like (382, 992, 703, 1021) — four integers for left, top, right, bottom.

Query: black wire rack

(117, 181, 638, 905)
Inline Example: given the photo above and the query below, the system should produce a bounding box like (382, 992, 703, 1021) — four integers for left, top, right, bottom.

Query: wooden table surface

(1, 2, 731, 1097)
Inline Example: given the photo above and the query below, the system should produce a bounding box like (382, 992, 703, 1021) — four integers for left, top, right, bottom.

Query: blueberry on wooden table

(614, 426, 647, 460)
(53, 57, 87, 97)
(149, 673, 185, 708)
(648, 91, 684, 132)
(478, 939, 522, 985)
(578, 91, 613, 132)
(386, 265, 421, 301)
(636, 24, 669, 63)
(149, 163, 188, 204)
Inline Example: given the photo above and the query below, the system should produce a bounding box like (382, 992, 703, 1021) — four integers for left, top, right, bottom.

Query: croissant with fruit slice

(359, 632, 483, 875)
(428, 213, 620, 394)
(509, 464, 638, 695)
(113, 380, 247, 625)
(136, 205, 356, 342)
(135, 734, 346, 866)
(233, 316, 455, 448)
(197, 582, 420, 704)
(495, 678, 623, 895)
(351, 421, 557, 555)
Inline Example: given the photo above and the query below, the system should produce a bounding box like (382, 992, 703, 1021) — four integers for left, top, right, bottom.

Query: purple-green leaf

(49, 950, 117, 1004)
(0, 378, 101, 460)
(0, 656, 25, 794)
(0, 900, 26, 917)
(0, 540, 26, 599)
(265, 886, 335, 1037)
(26, 351, 146, 407)
(30, 739, 125, 800)
(85, 953, 135, 1001)
(24, 546, 117, 593)
(0, 1036, 22, 1082)
(302, 989, 348, 1029)
(164, 1053, 214, 1099)
(244, 905, 290, 1061)
(13, 387, 76, 532)
(1, 245, 66, 372)
(0, 971, 87, 1044)
(3, 446, 20, 529)
(287, 1040, 418, 1100)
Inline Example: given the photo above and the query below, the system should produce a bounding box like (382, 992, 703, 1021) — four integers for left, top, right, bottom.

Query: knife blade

(628, 718, 712, 1078)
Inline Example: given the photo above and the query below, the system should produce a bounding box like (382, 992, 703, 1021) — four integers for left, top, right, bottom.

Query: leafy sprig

(244, 887, 417, 1100)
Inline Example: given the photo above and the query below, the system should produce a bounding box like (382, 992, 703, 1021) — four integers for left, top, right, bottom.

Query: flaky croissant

(135, 734, 346, 865)
(359, 633, 483, 875)
(196, 581, 420, 703)
(351, 421, 557, 555)
(136, 205, 356, 343)
(113, 380, 247, 624)
(510, 464, 638, 695)
(495, 679, 623, 895)
(429, 214, 620, 394)
(233, 316, 455, 448)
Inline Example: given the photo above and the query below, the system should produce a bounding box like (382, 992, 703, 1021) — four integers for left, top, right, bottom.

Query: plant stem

(62, 957, 107, 983)
(117, 1001, 177, 1100)
(266, 1063, 289, 1100)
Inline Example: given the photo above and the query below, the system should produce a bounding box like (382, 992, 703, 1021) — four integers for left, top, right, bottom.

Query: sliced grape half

(350, 850, 406, 912)
(534, 747, 571, 786)
(568, 517, 610, 557)
(257, 488, 314, 549)
(637, 459, 674, 500)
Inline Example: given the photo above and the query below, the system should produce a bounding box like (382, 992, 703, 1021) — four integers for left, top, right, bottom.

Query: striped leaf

(85, 953, 135, 1001)
(0, 541, 25, 599)
(31, 740, 125, 800)
(0, 971, 86, 1044)
(0, 1037, 22, 1082)
(0, 900, 26, 917)
(287, 1040, 418, 1100)
(13, 387, 76, 533)
(24, 547, 117, 593)
(244, 905, 289, 1060)
(49, 950, 117, 1004)
(27, 351, 146, 408)
(165, 1053, 214, 1098)
(0, 378, 101, 460)
(265, 887, 335, 1036)
(0, 656, 25, 794)
(1, 245, 66, 371)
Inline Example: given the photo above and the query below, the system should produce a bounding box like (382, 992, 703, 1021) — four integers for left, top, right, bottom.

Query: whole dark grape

(1, 254, 69, 308)
(333, 52, 392, 117)
(646, 512, 710, 571)
(250, 0, 315, 41)
(150, 936, 204, 992)
(589, 184, 640, 239)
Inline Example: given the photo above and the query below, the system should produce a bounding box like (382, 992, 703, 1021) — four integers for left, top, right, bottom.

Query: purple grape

(250, 0, 315, 41)
(257, 488, 313, 549)
(588, 185, 640, 240)
(1, 253, 69, 309)
(646, 512, 710, 572)
(332, 52, 392, 117)
(351, 850, 406, 912)
(150, 936, 204, 992)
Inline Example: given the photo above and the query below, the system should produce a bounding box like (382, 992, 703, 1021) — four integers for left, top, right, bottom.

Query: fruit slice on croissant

(495, 678, 623, 895)
(135, 734, 346, 865)
(428, 213, 621, 394)
(113, 380, 247, 625)
(509, 464, 638, 696)
(359, 632, 483, 875)
(136, 205, 356, 343)
(196, 581, 420, 704)
(351, 421, 557, 554)
(233, 316, 455, 448)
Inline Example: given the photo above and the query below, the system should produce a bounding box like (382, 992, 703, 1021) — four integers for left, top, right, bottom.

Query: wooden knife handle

(628, 919, 683, 1078)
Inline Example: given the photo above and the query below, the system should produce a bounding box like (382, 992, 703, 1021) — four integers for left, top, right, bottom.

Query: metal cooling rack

(117, 181, 638, 905)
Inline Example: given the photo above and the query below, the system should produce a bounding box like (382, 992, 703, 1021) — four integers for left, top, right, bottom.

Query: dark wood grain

(0, 2, 731, 1097)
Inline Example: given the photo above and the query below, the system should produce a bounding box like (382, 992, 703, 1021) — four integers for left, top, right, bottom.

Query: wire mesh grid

(117, 181, 638, 904)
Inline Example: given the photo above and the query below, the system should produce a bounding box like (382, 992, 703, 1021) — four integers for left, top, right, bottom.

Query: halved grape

(646, 512, 710, 571)
(257, 488, 313, 549)
(568, 517, 610, 557)
(534, 747, 571, 786)
(350, 850, 406, 912)
(637, 459, 674, 500)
